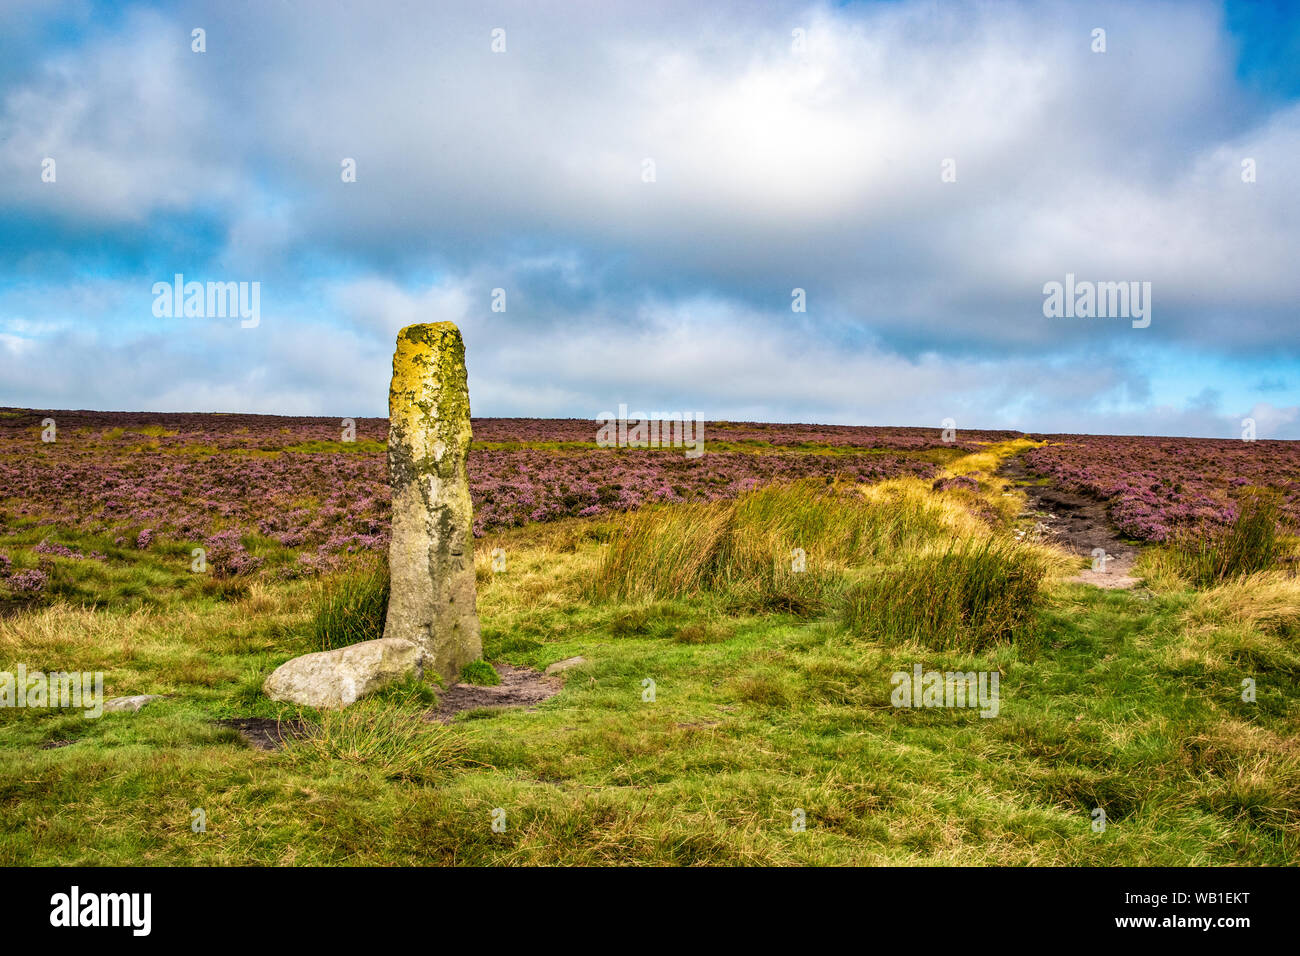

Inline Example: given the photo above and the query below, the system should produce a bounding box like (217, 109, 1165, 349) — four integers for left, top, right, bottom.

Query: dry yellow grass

(1182, 571, 1300, 635)
(856, 475, 1074, 582)
(1158, 570, 1300, 679)
(475, 519, 607, 611)
(0, 587, 312, 697)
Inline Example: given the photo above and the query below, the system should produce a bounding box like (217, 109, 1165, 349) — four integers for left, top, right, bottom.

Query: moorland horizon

(3, 404, 1294, 443)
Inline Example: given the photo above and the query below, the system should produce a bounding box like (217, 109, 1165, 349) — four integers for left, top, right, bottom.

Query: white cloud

(0, 8, 247, 222)
(0, 0, 1296, 432)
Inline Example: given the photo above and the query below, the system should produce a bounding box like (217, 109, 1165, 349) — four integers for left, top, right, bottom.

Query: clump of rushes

(310, 559, 390, 651)
(1169, 489, 1283, 588)
(842, 537, 1047, 652)
(459, 659, 501, 685)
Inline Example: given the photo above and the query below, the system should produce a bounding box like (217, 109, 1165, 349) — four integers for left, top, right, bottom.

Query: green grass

(460, 660, 501, 686)
(1167, 489, 1285, 588)
(842, 537, 1047, 652)
(283, 439, 387, 455)
(309, 560, 389, 651)
(0, 460, 1296, 865)
(286, 688, 462, 784)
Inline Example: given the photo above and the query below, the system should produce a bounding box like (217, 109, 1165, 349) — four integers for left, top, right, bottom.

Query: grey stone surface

(103, 694, 163, 713)
(263, 638, 424, 709)
(544, 656, 587, 675)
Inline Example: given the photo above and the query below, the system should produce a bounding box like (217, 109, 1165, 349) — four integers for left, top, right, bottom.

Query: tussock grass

(0, 602, 159, 664)
(460, 660, 501, 685)
(674, 622, 730, 644)
(590, 480, 953, 607)
(285, 691, 465, 784)
(1167, 490, 1284, 588)
(854, 477, 978, 540)
(1132, 548, 1192, 593)
(310, 560, 389, 651)
(1173, 571, 1300, 677)
(1183, 571, 1300, 637)
(592, 476, 1056, 649)
(842, 537, 1048, 651)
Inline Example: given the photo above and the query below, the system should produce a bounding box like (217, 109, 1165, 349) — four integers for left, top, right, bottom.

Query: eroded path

(426, 664, 562, 723)
(1000, 456, 1142, 589)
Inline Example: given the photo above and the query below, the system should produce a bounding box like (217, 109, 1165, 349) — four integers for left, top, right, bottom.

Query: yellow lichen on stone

(389, 322, 473, 474)
(384, 321, 482, 680)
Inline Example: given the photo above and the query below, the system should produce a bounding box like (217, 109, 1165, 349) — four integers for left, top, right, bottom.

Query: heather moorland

(0, 409, 1296, 865)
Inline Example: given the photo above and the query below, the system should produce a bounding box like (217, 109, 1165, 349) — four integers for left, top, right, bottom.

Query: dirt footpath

(1000, 458, 1141, 589)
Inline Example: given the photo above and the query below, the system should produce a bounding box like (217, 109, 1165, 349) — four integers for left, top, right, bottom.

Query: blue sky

(1, 0, 1297, 437)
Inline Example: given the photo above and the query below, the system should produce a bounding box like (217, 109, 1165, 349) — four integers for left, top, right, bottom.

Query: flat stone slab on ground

(544, 656, 587, 675)
(103, 695, 163, 713)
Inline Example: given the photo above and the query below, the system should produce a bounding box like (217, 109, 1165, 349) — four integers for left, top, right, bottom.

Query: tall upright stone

(383, 322, 482, 680)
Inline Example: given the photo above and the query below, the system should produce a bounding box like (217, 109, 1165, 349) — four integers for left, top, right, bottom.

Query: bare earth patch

(427, 664, 562, 723)
(1002, 458, 1142, 589)
(217, 717, 310, 751)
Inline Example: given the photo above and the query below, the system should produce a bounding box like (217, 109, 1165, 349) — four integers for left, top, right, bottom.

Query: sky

(0, 0, 1297, 437)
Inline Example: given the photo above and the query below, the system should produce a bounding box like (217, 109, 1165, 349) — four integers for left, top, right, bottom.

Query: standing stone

(384, 322, 482, 680)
